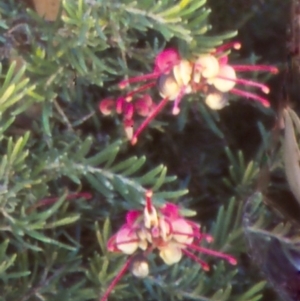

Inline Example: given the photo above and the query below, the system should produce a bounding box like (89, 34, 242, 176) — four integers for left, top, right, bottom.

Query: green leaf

(25, 229, 76, 251)
(238, 281, 266, 300)
(137, 164, 164, 185)
(85, 141, 121, 166)
(121, 156, 146, 176)
(86, 173, 113, 197)
(0, 253, 16, 275)
(152, 166, 167, 191)
(74, 137, 93, 160)
(45, 214, 80, 228)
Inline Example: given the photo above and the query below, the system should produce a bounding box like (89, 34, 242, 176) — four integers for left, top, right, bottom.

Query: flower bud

(173, 60, 192, 86)
(205, 92, 228, 110)
(158, 73, 181, 100)
(130, 254, 149, 278)
(99, 99, 115, 115)
(212, 65, 236, 92)
(195, 55, 219, 78)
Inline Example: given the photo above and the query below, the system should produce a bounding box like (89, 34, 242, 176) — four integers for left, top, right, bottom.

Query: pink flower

(111, 43, 278, 144)
(99, 191, 236, 301)
(98, 95, 155, 140)
(118, 48, 181, 90)
(98, 98, 115, 116)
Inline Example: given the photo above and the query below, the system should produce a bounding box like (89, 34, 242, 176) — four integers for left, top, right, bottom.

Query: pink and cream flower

(99, 42, 278, 144)
(100, 191, 236, 301)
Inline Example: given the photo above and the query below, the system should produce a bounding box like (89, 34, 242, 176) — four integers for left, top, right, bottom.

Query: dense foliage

(0, 1, 299, 301)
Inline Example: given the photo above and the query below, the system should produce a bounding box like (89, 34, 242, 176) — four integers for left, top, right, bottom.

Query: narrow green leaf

(242, 161, 256, 184)
(0, 84, 15, 104)
(42, 101, 53, 138)
(95, 222, 105, 253)
(179, 0, 206, 17)
(0, 253, 17, 274)
(28, 192, 68, 222)
(74, 137, 93, 160)
(0, 240, 9, 259)
(1, 61, 16, 91)
(121, 156, 146, 177)
(8, 132, 30, 165)
(86, 173, 113, 197)
(198, 103, 224, 138)
(152, 166, 167, 191)
(110, 156, 139, 173)
(102, 218, 111, 244)
(137, 164, 164, 185)
(25, 229, 76, 251)
(104, 146, 120, 168)
(238, 281, 266, 300)
(112, 175, 129, 196)
(98, 258, 109, 282)
(85, 141, 121, 166)
(5, 271, 31, 279)
(154, 189, 188, 199)
(45, 214, 80, 228)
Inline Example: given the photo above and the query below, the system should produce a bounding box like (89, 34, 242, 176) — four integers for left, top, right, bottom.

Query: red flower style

(102, 42, 278, 144)
(99, 191, 236, 301)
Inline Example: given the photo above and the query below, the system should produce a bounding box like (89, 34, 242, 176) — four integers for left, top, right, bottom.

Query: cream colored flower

(159, 243, 183, 265)
(195, 55, 219, 78)
(205, 92, 228, 110)
(211, 64, 236, 92)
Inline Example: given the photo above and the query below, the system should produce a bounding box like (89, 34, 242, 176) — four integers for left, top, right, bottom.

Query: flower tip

(119, 81, 127, 89)
(271, 67, 279, 74)
(203, 265, 210, 272)
(79, 192, 93, 199)
(262, 86, 270, 94)
(145, 190, 153, 198)
(126, 96, 133, 102)
(107, 245, 114, 252)
(263, 101, 270, 108)
(206, 235, 214, 243)
(131, 137, 138, 145)
(233, 42, 241, 50)
(99, 99, 115, 115)
(229, 258, 237, 265)
(172, 107, 180, 115)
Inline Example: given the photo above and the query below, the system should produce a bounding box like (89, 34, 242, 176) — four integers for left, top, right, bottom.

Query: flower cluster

(100, 191, 236, 301)
(99, 42, 278, 144)
(99, 95, 155, 140)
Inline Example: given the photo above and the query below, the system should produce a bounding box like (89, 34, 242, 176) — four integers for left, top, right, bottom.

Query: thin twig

(54, 100, 74, 132)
